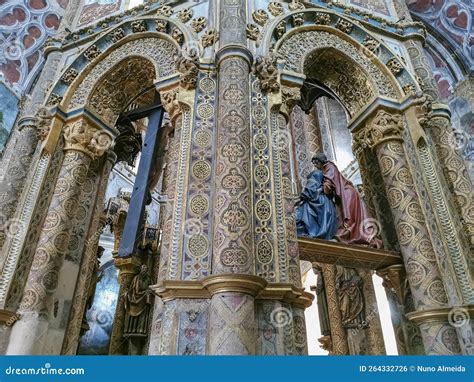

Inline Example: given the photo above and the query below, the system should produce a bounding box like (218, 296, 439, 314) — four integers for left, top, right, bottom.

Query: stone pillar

(393, 0, 474, 249)
(353, 109, 462, 355)
(0, 114, 50, 252)
(6, 119, 113, 355)
(377, 265, 425, 355)
(61, 152, 116, 354)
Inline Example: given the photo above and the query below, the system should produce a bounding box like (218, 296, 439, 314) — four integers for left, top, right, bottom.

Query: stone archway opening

(286, 46, 404, 355)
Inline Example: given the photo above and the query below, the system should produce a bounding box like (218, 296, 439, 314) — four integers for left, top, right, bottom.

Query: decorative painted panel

(0, 0, 66, 94)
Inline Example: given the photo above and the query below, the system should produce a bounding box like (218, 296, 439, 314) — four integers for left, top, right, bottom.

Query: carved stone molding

(151, 275, 314, 308)
(63, 120, 113, 159)
(177, 8, 193, 23)
(377, 265, 408, 305)
(191, 17, 207, 33)
(253, 10, 269, 26)
(268, 2, 284, 16)
(201, 29, 219, 48)
(156, 5, 173, 17)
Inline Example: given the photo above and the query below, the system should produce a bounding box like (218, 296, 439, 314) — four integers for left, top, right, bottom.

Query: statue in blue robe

(296, 168, 338, 240)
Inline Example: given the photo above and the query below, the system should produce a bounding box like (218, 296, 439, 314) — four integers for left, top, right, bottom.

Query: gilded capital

(63, 120, 114, 159)
(354, 110, 404, 150)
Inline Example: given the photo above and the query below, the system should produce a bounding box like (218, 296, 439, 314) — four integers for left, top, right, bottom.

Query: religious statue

(123, 264, 152, 354)
(295, 161, 338, 240)
(312, 153, 382, 248)
(335, 266, 366, 328)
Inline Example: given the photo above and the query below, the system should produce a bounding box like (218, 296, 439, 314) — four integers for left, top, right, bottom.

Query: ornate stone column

(61, 151, 116, 354)
(6, 119, 112, 355)
(353, 109, 463, 355)
(377, 265, 425, 354)
(0, 111, 52, 252)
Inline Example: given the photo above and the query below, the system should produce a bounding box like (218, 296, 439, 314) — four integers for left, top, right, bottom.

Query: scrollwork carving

(354, 110, 403, 149)
(155, 19, 168, 32)
(335, 18, 353, 34)
(292, 13, 305, 27)
(36, 107, 54, 141)
(314, 12, 331, 25)
(60, 68, 79, 86)
(83, 45, 101, 61)
(110, 27, 126, 42)
(63, 120, 113, 159)
(289, 0, 305, 11)
(268, 2, 284, 16)
(386, 58, 403, 75)
(156, 5, 173, 17)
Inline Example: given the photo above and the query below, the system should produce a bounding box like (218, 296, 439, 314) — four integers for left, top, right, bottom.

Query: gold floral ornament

(386, 58, 403, 75)
(275, 20, 286, 38)
(268, 2, 284, 16)
(354, 110, 403, 149)
(402, 83, 416, 95)
(335, 18, 353, 34)
(201, 29, 219, 48)
(83, 45, 101, 61)
(176, 53, 199, 90)
(289, 0, 305, 11)
(110, 27, 126, 42)
(314, 12, 331, 25)
(246, 23, 260, 41)
(191, 17, 207, 33)
(63, 120, 114, 159)
(177, 8, 193, 23)
(47, 93, 62, 107)
(155, 19, 168, 32)
(172, 27, 184, 44)
(60, 68, 78, 86)
(253, 9, 269, 26)
(156, 5, 173, 17)
(131, 20, 147, 33)
(253, 56, 280, 93)
(362, 36, 380, 54)
(292, 13, 305, 27)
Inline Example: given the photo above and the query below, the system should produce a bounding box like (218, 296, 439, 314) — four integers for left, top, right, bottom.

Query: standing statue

(295, 162, 338, 240)
(123, 264, 152, 354)
(335, 266, 366, 328)
(312, 153, 382, 248)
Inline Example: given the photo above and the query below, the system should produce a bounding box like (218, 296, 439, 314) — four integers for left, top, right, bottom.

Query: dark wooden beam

(118, 96, 164, 258)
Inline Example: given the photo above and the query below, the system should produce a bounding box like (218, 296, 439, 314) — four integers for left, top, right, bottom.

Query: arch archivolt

(45, 15, 198, 117)
(258, 8, 422, 113)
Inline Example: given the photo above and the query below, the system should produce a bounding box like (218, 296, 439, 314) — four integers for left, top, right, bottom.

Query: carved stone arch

(261, 9, 422, 108)
(44, 14, 197, 111)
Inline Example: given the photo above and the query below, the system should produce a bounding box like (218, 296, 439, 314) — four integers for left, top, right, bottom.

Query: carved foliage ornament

(355, 110, 403, 149)
(386, 58, 403, 75)
(156, 5, 173, 17)
(335, 18, 353, 34)
(172, 28, 184, 44)
(292, 13, 305, 27)
(84, 45, 101, 61)
(131, 20, 147, 33)
(176, 54, 199, 90)
(191, 17, 207, 33)
(253, 9, 269, 26)
(314, 12, 331, 25)
(289, 0, 305, 11)
(268, 2, 284, 16)
(156, 20, 168, 32)
(63, 120, 113, 159)
(201, 29, 218, 48)
(246, 23, 260, 41)
(281, 86, 301, 109)
(253, 55, 280, 93)
(61, 68, 79, 86)
(276, 20, 286, 38)
(177, 8, 193, 23)
(362, 36, 380, 55)
(111, 27, 126, 42)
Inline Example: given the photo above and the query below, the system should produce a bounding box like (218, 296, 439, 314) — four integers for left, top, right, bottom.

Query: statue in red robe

(312, 154, 382, 248)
